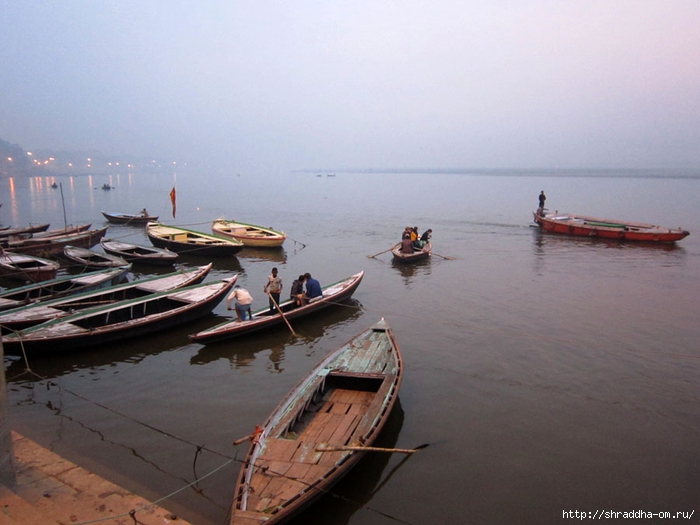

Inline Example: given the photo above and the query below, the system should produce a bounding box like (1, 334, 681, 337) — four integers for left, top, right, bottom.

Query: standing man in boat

(538, 191, 546, 216)
(264, 267, 283, 314)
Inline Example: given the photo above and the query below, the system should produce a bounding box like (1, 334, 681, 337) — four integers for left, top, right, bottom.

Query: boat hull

(0, 264, 213, 331)
(211, 219, 286, 248)
(63, 246, 128, 269)
(101, 211, 159, 225)
(189, 271, 364, 344)
(0, 252, 60, 283)
(2, 275, 234, 355)
(231, 318, 402, 525)
(0, 266, 131, 311)
(0, 224, 51, 241)
(147, 222, 244, 256)
(390, 241, 432, 262)
(101, 239, 178, 266)
(533, 212, 690, 243)
(7, 227, 109, 257)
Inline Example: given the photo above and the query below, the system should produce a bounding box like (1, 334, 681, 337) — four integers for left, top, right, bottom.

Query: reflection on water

(3, 171, 699, 525)
(391, 257, 432, 283)
(4, 320, 201, 384)
(237, 246, 288, 264)
(531, 227, 687, 271)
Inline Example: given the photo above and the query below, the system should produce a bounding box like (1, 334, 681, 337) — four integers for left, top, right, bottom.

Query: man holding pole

(264, 267, 283, 314)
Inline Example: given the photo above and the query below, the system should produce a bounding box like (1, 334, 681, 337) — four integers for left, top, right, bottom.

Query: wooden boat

(533, 211, 690, 243)
(230, 318, 402, 525)
(0, 263, 212, 331)
(0, 224, 91, 245)
(101, 211, 159, 225)
(63, 245, 128, 270)
(100, 239, 178, 266)
(390, 241, 432, 262)
(6, 226, 109, 257)
(2, 275, 236, 355)
(0, 224, 50, 240)
(30, 223, 92, 239)
(211, 219, 286, 248)
(0, 252, 60, 283)
(189, 271, 364, 344)
(0, 266, 130, 312)
(146, 222, 244, 256)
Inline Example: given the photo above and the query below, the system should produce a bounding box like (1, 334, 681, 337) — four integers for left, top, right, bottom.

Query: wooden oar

(268, 292, 299, 337)
(316, 443, 429, 454)
(431, 252, 454, 260)
(367, 246, 394, 258)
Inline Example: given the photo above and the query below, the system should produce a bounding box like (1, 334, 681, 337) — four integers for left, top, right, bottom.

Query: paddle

(431, 252, 454, 260)
(315, 443, 429, 454)
(268, 292, 299, 337)
(367, 246, 394, 259)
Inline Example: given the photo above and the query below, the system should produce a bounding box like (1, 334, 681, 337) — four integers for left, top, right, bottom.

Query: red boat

(533, 211, 689, 243)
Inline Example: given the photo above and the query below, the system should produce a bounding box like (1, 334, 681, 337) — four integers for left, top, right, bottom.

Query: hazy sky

(1, 1, 699, 172)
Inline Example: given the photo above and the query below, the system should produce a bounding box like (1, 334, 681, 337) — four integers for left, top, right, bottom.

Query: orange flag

(169, 187, 176, 218)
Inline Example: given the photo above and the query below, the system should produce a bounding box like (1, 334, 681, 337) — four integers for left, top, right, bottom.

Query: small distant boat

(100, 239, 178, 266)
(0, 252, 60, 283)
(101, 211, 159, 225)
(230, 318, 402, 525)
(190, 271, 364, 344)
(146, 222, 244, 256)
(63, 245, 128, 270)
(2, 275, 236, 355)
(51, 182, 58, 188)
(101, 183, 113, 190)
(7, 227, 109, 257)
(533, 211, 690, 243)
(0, 266, 130, 312)
(211, 219, 286, 248)
(391, 241, 432, 262)
(0, 263, 212, 332)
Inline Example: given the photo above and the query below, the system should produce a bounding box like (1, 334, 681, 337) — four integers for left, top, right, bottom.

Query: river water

(2, 168, 699, 524)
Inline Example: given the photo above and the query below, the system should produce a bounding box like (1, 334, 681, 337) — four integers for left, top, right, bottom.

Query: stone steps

(0, 432, 190, 525)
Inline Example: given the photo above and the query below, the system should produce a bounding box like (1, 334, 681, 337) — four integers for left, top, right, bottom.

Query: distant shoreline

(292, 168, 700, 179)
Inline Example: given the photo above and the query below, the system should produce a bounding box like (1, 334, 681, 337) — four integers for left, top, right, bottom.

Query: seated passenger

(301, 272, 322, 304)
(289, 275, 306, 307)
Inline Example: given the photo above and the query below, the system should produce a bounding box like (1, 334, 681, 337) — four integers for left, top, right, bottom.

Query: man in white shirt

(263, 267, 283, 314)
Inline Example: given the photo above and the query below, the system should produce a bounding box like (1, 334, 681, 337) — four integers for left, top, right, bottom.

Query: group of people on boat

(226, 267, 323, 321)
(400, 226, 432, 254)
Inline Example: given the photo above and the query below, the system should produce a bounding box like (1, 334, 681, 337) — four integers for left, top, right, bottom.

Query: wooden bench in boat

(244, 387, 378, 513)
